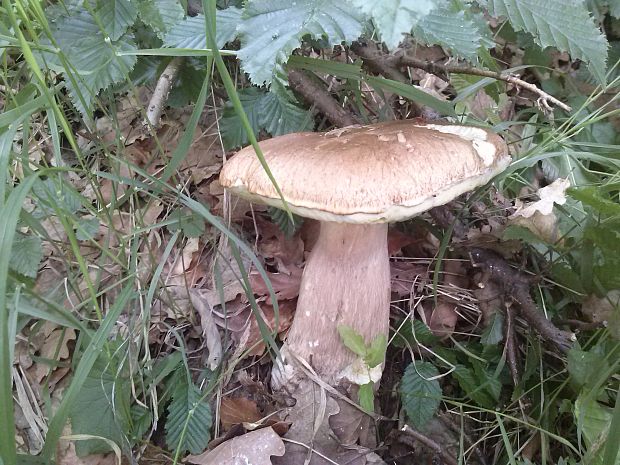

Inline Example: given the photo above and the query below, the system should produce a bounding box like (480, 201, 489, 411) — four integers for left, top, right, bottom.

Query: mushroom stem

(284, 222, 391, 384)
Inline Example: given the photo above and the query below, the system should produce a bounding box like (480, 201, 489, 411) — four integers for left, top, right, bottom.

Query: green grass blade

(0, 173, 42, 464)
(41, 284, 135, 460)
(203, 0, 293, 222)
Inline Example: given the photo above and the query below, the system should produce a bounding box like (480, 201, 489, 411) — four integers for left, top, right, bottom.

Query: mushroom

(220, 120, 510, 388)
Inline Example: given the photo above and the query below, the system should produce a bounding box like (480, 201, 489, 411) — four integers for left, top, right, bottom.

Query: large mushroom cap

(220, 120, 511, 223)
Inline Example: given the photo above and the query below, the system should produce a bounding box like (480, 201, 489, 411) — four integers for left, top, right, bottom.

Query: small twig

(469, 248, 575, 353)
(399, 55, 572, 112)
(350, 41, 408, 83)
(144, 56, 183, 129)
(505, 304, 520, 387)
(288, 69, 360, 127)
(348, 41, 571, 112)
(399, 424, 459, 465)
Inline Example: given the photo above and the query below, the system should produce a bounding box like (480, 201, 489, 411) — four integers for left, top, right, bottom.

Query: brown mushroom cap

(220, 120, 510, 223)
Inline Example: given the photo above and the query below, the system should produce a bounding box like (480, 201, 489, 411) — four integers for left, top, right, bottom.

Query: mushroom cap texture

(219, 120, 511, 223)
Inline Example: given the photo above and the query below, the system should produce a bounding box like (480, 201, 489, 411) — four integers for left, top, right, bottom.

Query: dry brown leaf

(220, 397, 263, 431)
(582, 290, 620, 339)
(241, 300, 296, 357)
(391, 261, 426, 297)
(186, 427, 285, 465)
(429, 301, 458, 339)
(249, 266, 303, 302)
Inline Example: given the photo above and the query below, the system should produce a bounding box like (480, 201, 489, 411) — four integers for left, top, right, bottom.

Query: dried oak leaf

(220, 397, 263, 431)
(186, 427, 285, 465)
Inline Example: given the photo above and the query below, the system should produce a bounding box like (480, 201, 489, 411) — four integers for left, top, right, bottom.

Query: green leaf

(338, 325, 368, 358)
(268, 206, 303, 238)
(38, 10, 137, 117)
(364, 334, 387, 368)
(569, 187, 620, 217)
(75, 217, 100, 241)
(238, 0, 364, 85)
(168, 210, 206, 238)
(401, 361, 441, 429)
(137, 0, 184, 39)
(9, 233, 42, 278)
(351, 0, 438, 49)
(574, 394, 620, 464)
(165, 376, 212, 455)
(567, 348, 610, 389)
(413, 6, 487, 61)
(480, 313, 504, 345)
(358, 382, 375, 413)
(219, 86, 311, 150)
(452, 364, 496, 408)
(95, 0, 138, 41)
(163, 8, 242, 49)
(489, 0, 609, 84)
(69, 345, 131, 456)
(610, 0, 620, 18)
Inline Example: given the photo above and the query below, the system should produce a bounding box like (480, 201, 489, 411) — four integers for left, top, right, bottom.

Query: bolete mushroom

(220, 120, 510, 388)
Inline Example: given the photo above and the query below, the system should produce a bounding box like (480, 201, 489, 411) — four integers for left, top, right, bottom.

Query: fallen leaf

(429, 301, 458, 339)
(186, 427, 285, 465)
(189, 290, 223, 370)
(249, 266, 303, 302)
(582, 290, 620, 339)
(512, 178, 570, 218)
(391, 261, 426, 297)
(220, 397, 263, 431)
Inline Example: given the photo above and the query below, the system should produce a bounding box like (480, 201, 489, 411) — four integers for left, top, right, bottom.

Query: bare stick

(399, 425, 459, 465)
(288, 69, 360, 127)
(399, 55, 572, 112)
(145, 56, 183, 129)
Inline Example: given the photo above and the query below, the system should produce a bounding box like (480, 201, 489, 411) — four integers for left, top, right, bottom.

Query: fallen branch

(287, 69, 360, 127)
(349, 41, 572, 112)
(469, 247, 575, 353)
(144, 56, 183, 129)
(400, 55, 572, 112)
(398, 424, 459, 465)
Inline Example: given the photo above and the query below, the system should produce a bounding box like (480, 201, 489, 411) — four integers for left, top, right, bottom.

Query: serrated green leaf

(338, 325, 368, 358)
(220, 87, 264, 149)
(568, 348, 609, 389)
(220, 86, 311, 150)
(259, 87, 312, 136)
(358, 382, 375, 413)
(480, 312, 504, 345)
(95, 0, 138, 41)
(489, 0, 609, 84)
(400, 361, 441, 429)
(452, 364, 496, 408)
(137, 0, 184, 39)
(364, 334, 387, 368)
(163, 8, 242, 49)
(168, 62, 208, 107)
(69, 347, 131, 456)
(268, 206, 303, 238)
(9, 233, 42, 278)
(351, 0, 438, 49)
(64, 36, 138, 116)
(38, 10, 137, 116)
(75, 217, 100, 241)
(238, 0, 364, 85)
(413, 6, 486, 61)
(165, 377, 212, 455)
